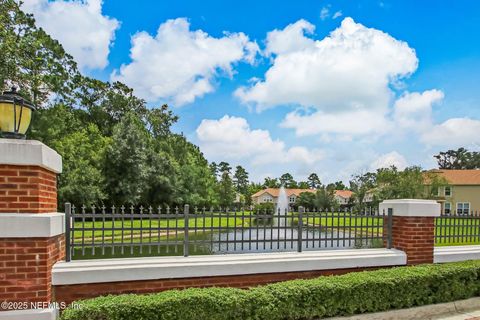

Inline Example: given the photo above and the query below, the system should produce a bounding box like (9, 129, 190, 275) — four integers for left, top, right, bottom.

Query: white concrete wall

(52, 249, 407, 285)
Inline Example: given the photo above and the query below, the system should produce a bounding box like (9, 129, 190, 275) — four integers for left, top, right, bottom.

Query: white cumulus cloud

(281, 109, 390, 136)
(22, 0, 119, 70)
(264, 19, 315, 56)
(111, 18, 259, 106)
(370, 151, 408, 171)
(196, 115, 324, 166)
(393, 89, 444, 131)
(421, 118, 480, 148)
(236, 17, 418, 113)
(392, 89, 480, 148)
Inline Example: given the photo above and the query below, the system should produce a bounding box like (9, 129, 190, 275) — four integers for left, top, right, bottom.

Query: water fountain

(211, 186, 354, 254)
(276, 186, 289, 227)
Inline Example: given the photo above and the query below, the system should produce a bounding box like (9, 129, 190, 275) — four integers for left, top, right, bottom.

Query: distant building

(251, 188, 364, 207)
(251, 188, 315, 206)
(427, 169, 480, 215)
(334, 189, 354, 206)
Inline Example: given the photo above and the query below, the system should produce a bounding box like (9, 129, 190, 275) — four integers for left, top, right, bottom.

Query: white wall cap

(52, 249, 406, 285)
(379, 199, 440, 217)
(0, 308, 57, 320)
(434, 245, 480, 263)
(0, 139, 62, 173)
(0, 212, 65, 238)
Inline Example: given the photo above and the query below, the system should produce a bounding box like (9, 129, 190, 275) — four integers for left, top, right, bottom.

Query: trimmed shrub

(253, 202, 275, 214)
(61, 260, 480, 320)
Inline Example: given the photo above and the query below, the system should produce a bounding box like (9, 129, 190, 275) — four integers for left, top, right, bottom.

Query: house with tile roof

(251, 188, 316, 206)
(427, 169, 480, 215)
(251, 188, 361, 207)
(334, 189, 354, 206)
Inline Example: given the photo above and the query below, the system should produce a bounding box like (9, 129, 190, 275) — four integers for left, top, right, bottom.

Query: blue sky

(22, 0, 480, 183)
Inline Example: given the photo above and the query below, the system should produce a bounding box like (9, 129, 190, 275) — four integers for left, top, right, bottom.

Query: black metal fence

(435, 211, 480, 245)
(65, 203, 392, 261)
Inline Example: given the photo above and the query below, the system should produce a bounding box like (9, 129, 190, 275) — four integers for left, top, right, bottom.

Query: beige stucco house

(251, 188, 316, 206)
(251, 188, 358, 207)
(334, 190, 354, 205)
(428, 169, 480, 215)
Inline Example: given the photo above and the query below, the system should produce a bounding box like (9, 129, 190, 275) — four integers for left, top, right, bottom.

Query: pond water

(211, 227, 359, 253)
(71, 222, 380, 260)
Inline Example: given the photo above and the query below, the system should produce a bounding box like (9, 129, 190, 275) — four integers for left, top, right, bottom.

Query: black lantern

(0, 87, 35, 139)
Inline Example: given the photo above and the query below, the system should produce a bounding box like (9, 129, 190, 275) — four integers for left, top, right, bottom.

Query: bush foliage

(61, 260, 480, 320)
(253, 202, 275, 214)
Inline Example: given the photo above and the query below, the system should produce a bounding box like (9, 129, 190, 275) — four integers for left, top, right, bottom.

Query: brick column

(380, 199, 440, 265)
(0, 139, 63, 320)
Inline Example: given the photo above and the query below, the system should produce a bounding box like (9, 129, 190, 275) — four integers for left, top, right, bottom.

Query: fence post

(380, 199, 440, 265)
(386, 208, 393, 249)
(0, 139, 63, 318)
(184, 204, 189, 257)
(298, 206, 304, 252)
(65, 202, 72, 262)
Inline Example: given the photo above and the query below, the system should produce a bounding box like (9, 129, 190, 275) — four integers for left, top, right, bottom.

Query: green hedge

(253, 202, 275, 214)
(61, 260, 480, 320)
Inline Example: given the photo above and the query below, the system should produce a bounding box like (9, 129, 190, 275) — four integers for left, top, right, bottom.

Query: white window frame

(444, 202, 451, 215)
(262, 196, 272, 203)
(289, 196, 296, 203)
(456, 202, 470, 215)
(444, 186, 452, 197)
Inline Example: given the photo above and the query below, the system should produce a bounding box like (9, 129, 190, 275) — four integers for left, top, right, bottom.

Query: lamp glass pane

(0, 102, 32, 134)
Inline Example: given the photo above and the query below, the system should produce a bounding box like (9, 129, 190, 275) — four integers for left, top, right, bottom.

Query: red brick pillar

(380, 199, 440, 265)
(0, 139, 63, 319)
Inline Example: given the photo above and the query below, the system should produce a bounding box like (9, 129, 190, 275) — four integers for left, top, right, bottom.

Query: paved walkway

(434, 309, 480, 320)
(326, 297, 480, 320)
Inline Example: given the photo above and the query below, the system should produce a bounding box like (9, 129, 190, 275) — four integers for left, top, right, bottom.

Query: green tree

(376, 166, 447, 200)
(280, 173, 297, 188)
(315, 187, 338, 210)
(263, 177, 280, 188)
(233, 165, 249, 199)
(349, 172, 377, 209)
(297, 181, 310, 189)
(209, 162, 219, 181)
(1, 1, 227, 209)
(76, 79, 176, 137)
(434, 148, 480, 169)
(142, 146, 176, 206)
(218, 161, 231, 174)
(334, 181, 346, 190)
(1, 0, 79, 106)
(307, 173, 322, 189)
(296, 192, 316, 209)
(326, 181, 346, 191)
(246, 182, 263, 206)
(54, 124, 110, 205)
(104, 113, 149, 205)
(217, 162, 235, 208)
(167, 135, 217, 206)
(29, 103, 83, 145)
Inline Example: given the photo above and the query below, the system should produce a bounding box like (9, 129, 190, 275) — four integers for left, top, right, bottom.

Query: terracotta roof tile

(252, 188, 353, 198)
(334, 190, 353, 198)
(252, 188, 316, 198)
(427, 169, 480, 185)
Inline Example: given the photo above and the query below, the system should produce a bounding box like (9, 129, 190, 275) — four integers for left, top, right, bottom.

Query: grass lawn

(71, 212, 480, 249)
(300, 214, 480, 246)
(298, 213, 384, 236)
(72, 213, 253, 243)
(435, 216, 480, 246)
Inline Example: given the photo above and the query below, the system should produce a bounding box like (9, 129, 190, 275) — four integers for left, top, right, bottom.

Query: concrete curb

(325, 297, 480, 320)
